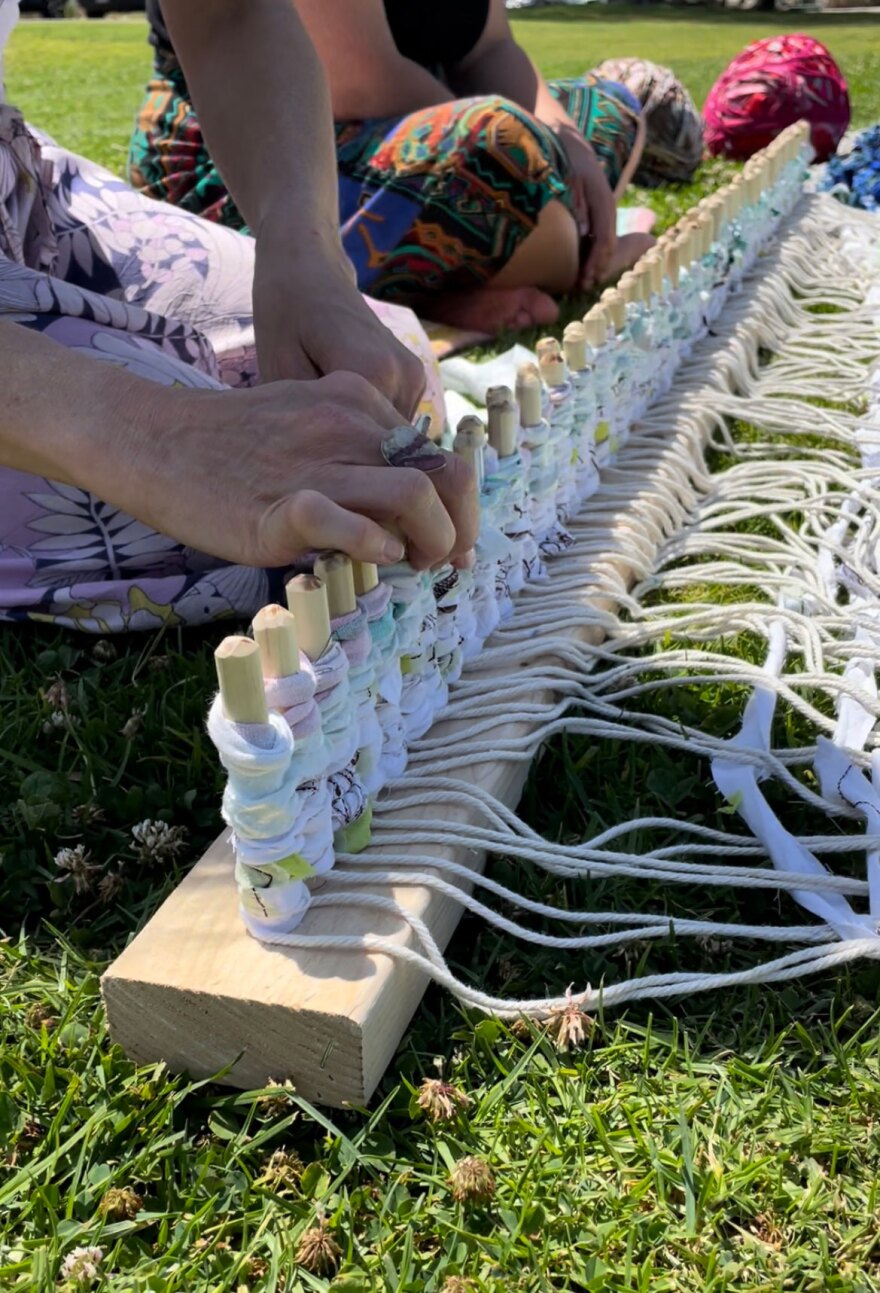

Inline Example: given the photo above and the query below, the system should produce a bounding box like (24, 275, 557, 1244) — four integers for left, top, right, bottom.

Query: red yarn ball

(703, 34, 850, 163)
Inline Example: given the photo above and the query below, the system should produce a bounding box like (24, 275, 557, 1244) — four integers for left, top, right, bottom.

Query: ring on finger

(380, 417, 448, 474)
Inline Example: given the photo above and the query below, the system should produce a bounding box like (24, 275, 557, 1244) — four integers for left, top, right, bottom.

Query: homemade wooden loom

(102, 132, 809, 1107)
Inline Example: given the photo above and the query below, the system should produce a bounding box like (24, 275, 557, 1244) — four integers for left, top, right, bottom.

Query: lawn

(2, 8, 880, 1293)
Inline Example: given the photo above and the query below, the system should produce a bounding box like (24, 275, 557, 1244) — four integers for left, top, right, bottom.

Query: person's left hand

(253, 229, 427, 420)
(555, 123, 618, 291)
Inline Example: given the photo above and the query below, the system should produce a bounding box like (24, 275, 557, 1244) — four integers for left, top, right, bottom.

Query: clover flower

(54, 845, 100, 895)
(449, 1156, 495, 1205)
(60, 1247, 103, 1286)
(98, 1186, 143, 1221)
(295, 1220, 341, 1275)
(130, 819, 187, 866)
(546, 985, 593, 1053)
(417, 1077, 472, 1123)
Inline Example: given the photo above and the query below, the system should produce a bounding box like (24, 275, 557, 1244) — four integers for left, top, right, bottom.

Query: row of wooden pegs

(574, 119, 812, 345)
(214, 557, 379, 725)
(210, 117, 813, 800)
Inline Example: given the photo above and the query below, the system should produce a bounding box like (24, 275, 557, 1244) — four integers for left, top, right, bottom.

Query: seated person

(0, 0, 475, 633)
(129, 0, 655, 335)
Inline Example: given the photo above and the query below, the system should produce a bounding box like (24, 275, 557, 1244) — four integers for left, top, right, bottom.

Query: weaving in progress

(103, 122, 880, 1106)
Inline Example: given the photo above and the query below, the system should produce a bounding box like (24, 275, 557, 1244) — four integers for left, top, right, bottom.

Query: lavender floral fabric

(0, 121, 440, 632)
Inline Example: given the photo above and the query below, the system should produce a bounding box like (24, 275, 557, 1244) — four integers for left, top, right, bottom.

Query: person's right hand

(555, 123, 618, 290)
(113, 372, 478, 572)
(253, 233, 427, 421)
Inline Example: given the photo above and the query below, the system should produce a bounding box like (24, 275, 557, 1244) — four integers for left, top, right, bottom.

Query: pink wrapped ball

(703, 34, 850, 163)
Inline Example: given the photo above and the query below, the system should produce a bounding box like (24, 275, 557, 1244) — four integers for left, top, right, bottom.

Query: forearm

(1, 322, 160, 504)
(160, 0, 339, 246)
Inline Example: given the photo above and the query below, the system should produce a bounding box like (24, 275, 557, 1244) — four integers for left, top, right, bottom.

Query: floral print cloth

(0, 114, 445, 633)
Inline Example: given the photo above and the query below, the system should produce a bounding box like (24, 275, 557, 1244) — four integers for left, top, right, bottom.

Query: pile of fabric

(819, 124, 880, 212)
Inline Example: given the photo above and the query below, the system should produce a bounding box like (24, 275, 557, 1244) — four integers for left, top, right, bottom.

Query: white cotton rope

(233, 178, 880, 1021)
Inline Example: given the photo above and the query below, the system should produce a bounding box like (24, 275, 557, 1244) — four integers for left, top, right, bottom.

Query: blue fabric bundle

(820, 123, 880, 212)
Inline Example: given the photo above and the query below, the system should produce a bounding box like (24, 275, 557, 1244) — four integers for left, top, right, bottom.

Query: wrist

(68, 371, 187, 525)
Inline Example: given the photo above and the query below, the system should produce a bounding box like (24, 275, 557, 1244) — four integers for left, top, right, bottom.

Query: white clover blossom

(60, 1246, 103, 1285)
(130, 819, 187, 866)
(54, 845, 99, 895)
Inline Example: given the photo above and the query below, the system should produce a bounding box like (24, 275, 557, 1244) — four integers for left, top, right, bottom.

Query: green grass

(3, 8, 880, 1292)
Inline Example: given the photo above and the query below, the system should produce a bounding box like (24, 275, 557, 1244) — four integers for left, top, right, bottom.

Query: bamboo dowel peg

(313, 551, 357, 619)
(252, 605, 300, 679)
(536, 337, 560, 363)
(562, 321, 587, 371)
(214, 636, 269, 725)
(286, 573, 332, 663)
(353, 561, 379, 596)
(582, 305, 609, 347)
(486, 392, 518, 458)
(664, 238, 681, 287)
(516, 363, 544, 426)
(601, 288, 626, 332)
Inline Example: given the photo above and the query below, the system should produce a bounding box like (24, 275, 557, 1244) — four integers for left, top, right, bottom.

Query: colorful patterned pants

(128, 75, 642, 301)
(0, 119, 443, 632)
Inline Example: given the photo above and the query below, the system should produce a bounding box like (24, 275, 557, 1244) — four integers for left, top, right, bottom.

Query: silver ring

(380, 416, 447, 474)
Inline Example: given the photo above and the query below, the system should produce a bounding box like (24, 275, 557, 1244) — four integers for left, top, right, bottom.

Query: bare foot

(419, 285, 560, 336)
(597, 233, 657, 286)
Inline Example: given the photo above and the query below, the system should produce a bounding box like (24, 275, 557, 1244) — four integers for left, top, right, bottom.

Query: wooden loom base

(101, 343, 734, 1107)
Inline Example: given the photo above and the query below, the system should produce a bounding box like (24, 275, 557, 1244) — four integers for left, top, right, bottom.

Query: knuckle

(287, 488, 326, 532)
(398, 468, 436, 510)
(322, 369, 373, 405)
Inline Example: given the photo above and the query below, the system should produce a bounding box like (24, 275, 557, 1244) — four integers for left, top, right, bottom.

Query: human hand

(556, 124, 618, 290)
(253, 231, 427, 420)
(118, 373, 477, 572)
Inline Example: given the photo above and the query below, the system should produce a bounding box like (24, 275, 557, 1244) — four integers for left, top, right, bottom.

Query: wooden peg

(486, 392, 518, 458)
(285, 573, 332, 663)
(252, 604, 300, 679)
(486, 383, 511, 407)
(562, 321, 587, 371)
(601, 288, 626, 332)
(643, 253, 664, 296)
(673, 230, 693, 272)
(634, 266, 653, 303)
(539, 350, 567, 388)
(617, 272, 639, 308)
(454, 413, 487, 487)
(516, 363, 543, 426)
(313, 551, 356, 619)
(582, 304, 608, 347)
(454, 414, 487, 451)
(353, 561, 379, 596)
(536, 337, 560, 363)
(214, 636, 269, 725)
(665, 238, 681, 288)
